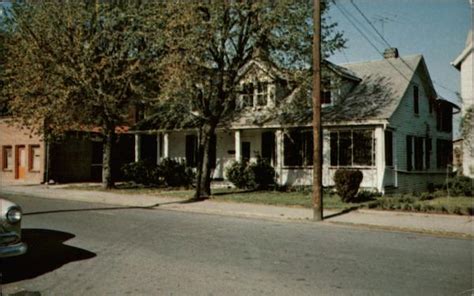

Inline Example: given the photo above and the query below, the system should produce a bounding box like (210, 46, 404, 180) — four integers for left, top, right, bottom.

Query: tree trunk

(194, 122, 216, 200)
(102, 129, 115, 189)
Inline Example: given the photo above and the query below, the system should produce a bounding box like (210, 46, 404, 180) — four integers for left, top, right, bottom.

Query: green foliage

(121, 159, 195, 188)
(334, 169, 363, 202)
(446, 176, 473, 196)
(121, 160, 160, 186)
(355, 190, 378, 202)
(158, 158, 195, 188)
(226, 161, 252, 189)
(225, 157, 276, 190)
(1, 2, 165, 188)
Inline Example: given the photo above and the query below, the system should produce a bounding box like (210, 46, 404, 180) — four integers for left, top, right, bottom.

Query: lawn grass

(62, 183, 473, 215)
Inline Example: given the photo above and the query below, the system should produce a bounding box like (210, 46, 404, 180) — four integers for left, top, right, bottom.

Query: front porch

(133, 125, 391, 193)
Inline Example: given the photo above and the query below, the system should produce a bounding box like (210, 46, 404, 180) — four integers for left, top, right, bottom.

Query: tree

(150, 1, 345, 199)
(1, 1, 164, 188)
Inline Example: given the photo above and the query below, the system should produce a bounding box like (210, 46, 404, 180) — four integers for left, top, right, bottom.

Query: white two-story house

(134, 48, 458, 194)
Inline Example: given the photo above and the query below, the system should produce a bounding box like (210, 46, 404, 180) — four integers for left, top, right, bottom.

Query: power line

(333, 1, 412, 83)
(349, 0, 458, 97)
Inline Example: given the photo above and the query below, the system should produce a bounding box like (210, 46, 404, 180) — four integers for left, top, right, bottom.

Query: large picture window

(330, 130, 374, 167)
(283, 130, 313, 167)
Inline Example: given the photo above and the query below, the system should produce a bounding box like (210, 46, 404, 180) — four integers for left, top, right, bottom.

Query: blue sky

(327, 0, 472, 104)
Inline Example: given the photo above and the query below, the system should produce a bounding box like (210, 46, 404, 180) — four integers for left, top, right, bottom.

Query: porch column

(275, 129, 284, 185)
(134, 134, 141, 162)
(375, 126, 385, 193)
(235, 130, 242, 162)
(163, 132, 169, 158)
(156, 133, 161, 164)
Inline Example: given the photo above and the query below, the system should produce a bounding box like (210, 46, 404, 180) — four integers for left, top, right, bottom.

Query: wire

(349, 0, 458, 97)
(333, 1, 412, 82)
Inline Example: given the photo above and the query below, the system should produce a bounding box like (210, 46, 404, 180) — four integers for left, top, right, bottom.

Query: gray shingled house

(134, 49, 458, 194)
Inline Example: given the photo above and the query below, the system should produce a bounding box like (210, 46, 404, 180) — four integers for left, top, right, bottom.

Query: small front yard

(63, 183, 473, 215)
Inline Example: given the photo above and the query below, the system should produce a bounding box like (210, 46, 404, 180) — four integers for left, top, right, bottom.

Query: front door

(242, 142, 251, 163)
(15, 146, 26, 179)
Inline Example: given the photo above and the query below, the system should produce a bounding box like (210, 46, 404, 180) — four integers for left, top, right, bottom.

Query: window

(414, 137, 424, 170)
(413, 85, 419, 115)
(406, 136, 412, 171)
(436, 139, 452, 169)
(425, 138, 431, 169)
(241, 83, 254, 108)
(261, 132, 275, 165)
(29, 145, 41, 172)
(185, 135, 198, 167)
(321, 80, 332, 105)
(406, 136, 432, 171)
(385, 131, 393, 166)
(436, 103, 453, 133)
(353, 131, 373, 165)
(283, 130, 313, 166)
(2, 146, 12, 171)
(330, 130, 374, 167)
(256, 82, 268, 106)
(321, 90, 331, 105)
(240, 81, 269, 108)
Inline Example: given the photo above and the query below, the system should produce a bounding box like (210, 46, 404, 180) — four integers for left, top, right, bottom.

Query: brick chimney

(383, 47, 399, 59)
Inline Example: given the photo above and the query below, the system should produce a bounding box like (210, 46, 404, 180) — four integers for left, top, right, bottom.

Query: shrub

(225, 157, 276, 190)
(158, 158, 195, 187)
(446, 176, 473, 196)
(121, 160, 160, 186)
(419, 192, 434, 201)
(247, 157, 276, 189)
(356, 190, 378, 202)
(334, 169, 363, 202)
(226, 161, 252, 189)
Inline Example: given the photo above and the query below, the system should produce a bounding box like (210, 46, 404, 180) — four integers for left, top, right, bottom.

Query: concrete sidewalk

(1, 184, 473, 238)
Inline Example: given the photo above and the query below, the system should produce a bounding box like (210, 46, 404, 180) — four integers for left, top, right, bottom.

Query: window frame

(413, 85, 419, 115)
(283, 130, 313, 167)
(329, 129, 375, 168)
(2, 145, 13, 171)
(28, 144, 41, 172)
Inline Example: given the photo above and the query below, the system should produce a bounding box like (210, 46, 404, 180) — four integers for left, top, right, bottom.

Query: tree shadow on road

(324, 206, 360, 220)
(23, 200, 191, 216)
(0, 229, 96, 284)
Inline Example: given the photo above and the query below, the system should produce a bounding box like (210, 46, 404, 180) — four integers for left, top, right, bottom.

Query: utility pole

(312, 0, 323, 221)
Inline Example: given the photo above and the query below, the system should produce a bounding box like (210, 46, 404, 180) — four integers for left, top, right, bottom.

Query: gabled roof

(322, 54, 427, 122)
(452, 30, 473, 70)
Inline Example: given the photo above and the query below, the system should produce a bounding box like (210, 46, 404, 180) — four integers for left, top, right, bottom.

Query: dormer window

(240, 81, 271, 108)
(321, 90, 331, 105)
(321, 80, 332, 105)
(241, 83, 254, 108)
(256, 82, 268, 106)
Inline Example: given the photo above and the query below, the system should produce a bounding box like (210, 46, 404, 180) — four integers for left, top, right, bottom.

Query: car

(0, 198, 27, 257)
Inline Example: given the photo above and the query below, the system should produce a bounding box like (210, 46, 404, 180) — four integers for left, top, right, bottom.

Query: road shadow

(0, 229, 96, 284)
(23, 200, 190, 216)
(324, 206, 360, 220)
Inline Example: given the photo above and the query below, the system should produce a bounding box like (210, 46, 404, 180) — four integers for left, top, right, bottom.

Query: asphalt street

(1, 194, 472, 296)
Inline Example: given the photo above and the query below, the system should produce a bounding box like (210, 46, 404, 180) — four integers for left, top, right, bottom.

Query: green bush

(121, 160, 160, 186)
(419, 192, 434, 201)
(226, 161, 252, 189)
(225, 157, 276, 190)
(158, 158, 195, 187)
(334, 169, 363, 202)
(446, 176, 473, 196)
(247, 157, 276, 190)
